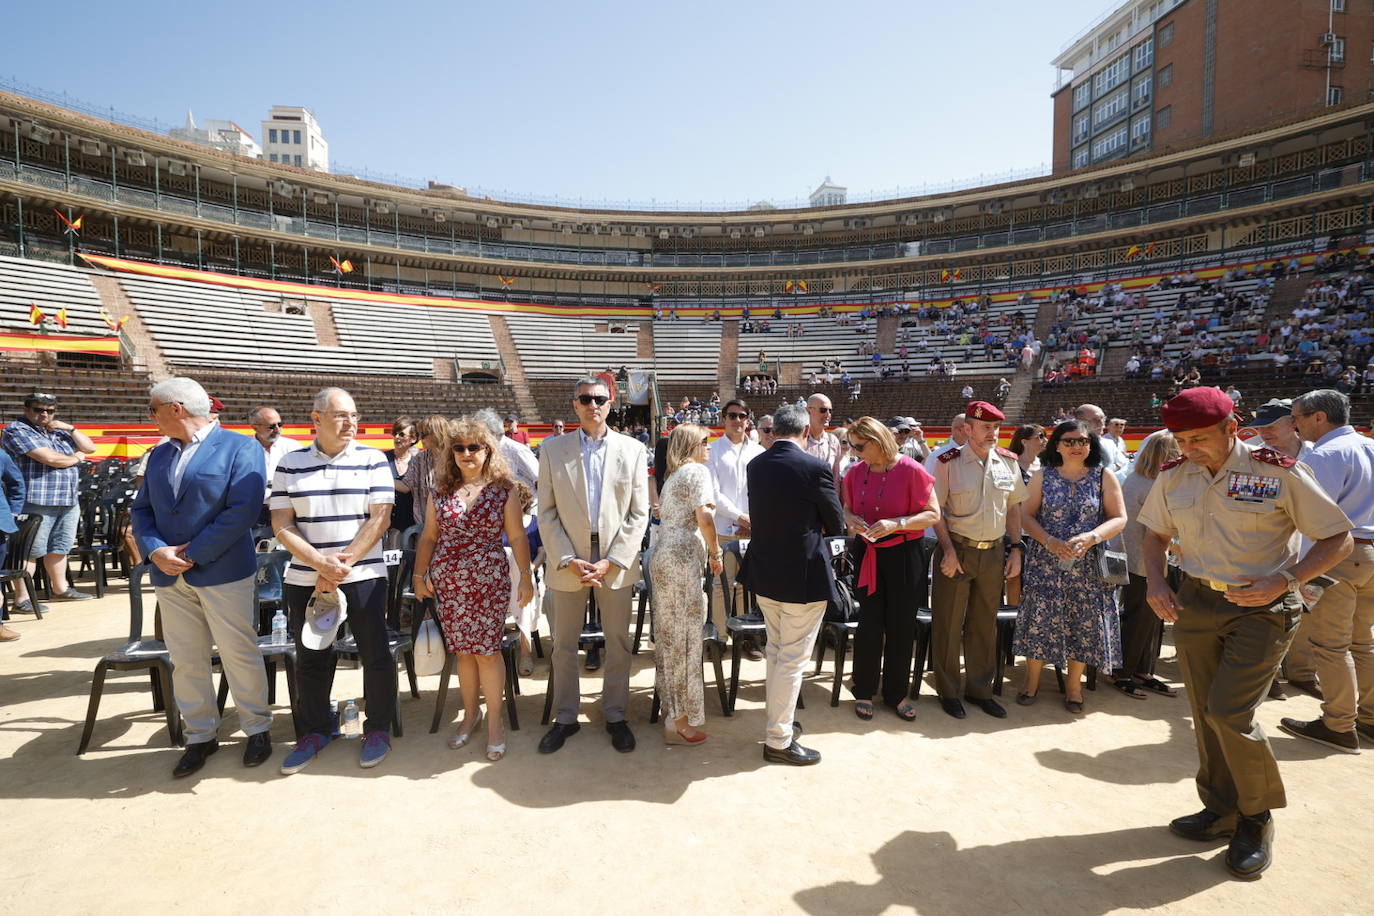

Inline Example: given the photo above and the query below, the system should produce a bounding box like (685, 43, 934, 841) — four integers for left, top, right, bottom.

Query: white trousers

(757, 596, 826, 749)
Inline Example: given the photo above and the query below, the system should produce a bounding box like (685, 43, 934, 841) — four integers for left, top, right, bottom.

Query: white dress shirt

(707, 434, 764, 535)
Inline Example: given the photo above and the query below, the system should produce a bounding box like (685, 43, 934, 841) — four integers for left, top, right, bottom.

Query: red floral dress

(431, 484, 510, 655)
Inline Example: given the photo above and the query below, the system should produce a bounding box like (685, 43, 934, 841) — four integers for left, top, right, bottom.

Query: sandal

(447, 710, 483, 749)
(486, 743, 506, 762)
(854, 701, 875, 721)
(1016, 691, 1037, 706)
(517, 653, 534, 677)
(1113, 678, 1149, 700)
(1135, 676, 1177, 697)
(1064, 698, 1085, 715)
(893, 701, 918, 721)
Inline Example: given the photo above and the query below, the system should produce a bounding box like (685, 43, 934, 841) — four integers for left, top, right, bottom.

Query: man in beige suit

(537, 376, 650, 754)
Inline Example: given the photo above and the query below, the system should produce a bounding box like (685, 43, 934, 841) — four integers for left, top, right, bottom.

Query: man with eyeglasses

(707, 399, 764, 651)
(755, 415, 776, 449)
(804, 394, 842, 478)
(536, 376, 649, 754)
(247, 406, 302, 526)
(2, 391, 96, 612)
(272, 387, 397, 774)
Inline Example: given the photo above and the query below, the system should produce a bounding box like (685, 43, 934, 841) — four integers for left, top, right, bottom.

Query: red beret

(209, 396, 226, 412)
(966, 400, 1005, 422)
(1160, 387, 1234, 432)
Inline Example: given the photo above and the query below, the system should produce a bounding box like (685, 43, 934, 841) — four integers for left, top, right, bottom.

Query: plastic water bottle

(342, 699, 362, 739)
(270, 609, 289, 646)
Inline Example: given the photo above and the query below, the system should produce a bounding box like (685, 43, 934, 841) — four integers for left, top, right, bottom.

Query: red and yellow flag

(28, 304, 45, 325)
(54, 210, 83, 234)
(952, 268, 962, 282)
(1145, 242, 1156, 256)
(940, 269, 951, 283)
(784, 281, 795, 294)
(643, 282, 661, 294)
(53, 308, 69, 329)
(329, 256, 354, 274)
(498, 275, 517, 288)
(1125, 244, 1141, 259)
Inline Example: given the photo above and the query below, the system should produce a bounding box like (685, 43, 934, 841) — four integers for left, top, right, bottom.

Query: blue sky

(6, 0, 1111, 207)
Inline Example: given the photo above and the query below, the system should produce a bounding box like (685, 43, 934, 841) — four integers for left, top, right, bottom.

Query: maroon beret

(966, 400, 1005, 422)
(1160, 387, 1234, 432)
(209, 396, 226, 412)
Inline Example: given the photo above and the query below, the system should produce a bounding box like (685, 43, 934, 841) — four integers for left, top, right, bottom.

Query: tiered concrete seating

(0, 255, 108, 335)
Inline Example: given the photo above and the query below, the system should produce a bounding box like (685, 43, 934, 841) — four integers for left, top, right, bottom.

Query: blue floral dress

(1013, 468, 1122, 669)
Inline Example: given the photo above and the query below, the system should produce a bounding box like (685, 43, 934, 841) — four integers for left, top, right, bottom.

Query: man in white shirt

(247, 406, 302, 526)
(1075, 404, 1129, 477)
(924, 413, 967, 473)
(803, 393, 843, 477)
(707, 399, 764, 652)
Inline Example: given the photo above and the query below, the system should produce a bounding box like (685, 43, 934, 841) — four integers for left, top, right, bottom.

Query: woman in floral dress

(1013, 420, 1127, 714)
(414, 417, 533, 760)
(648, 424, 722, 745)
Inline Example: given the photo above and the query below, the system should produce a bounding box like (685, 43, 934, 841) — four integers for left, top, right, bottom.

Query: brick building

(1052, 0, 1374, 172)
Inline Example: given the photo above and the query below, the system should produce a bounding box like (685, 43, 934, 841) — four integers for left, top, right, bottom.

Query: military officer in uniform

(929, 401, 1027, 720)
(1138, 387, 1352, 880)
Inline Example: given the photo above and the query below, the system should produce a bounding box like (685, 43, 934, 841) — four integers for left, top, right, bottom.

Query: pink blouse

(842, 455, 935, 593)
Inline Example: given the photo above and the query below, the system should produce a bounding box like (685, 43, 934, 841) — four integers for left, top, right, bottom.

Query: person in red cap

(208, 396, 225, 423)
(1137, 386, 1353, 879)
(928, 400, 1027, 721)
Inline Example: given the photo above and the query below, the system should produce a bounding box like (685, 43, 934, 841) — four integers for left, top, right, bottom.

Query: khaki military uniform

(1138, 438, 1351, 815)
(930, 445, 1028, 700)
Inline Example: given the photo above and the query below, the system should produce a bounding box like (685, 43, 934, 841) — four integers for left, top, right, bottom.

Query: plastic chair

(76, 564, 183, 754)
(213, 550, 296, 718)
(0, 515, 43, 620)
(908, 607, 934, 698)
(992, 604, 1021, 696)
(719, 541, 767, 715)
(807, 537, 861, 707)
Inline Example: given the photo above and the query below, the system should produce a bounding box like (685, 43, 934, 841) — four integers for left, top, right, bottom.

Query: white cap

(300, 588, 348, 650)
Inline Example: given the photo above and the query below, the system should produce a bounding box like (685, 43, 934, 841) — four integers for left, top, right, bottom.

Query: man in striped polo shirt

(271, 388, 396, 773)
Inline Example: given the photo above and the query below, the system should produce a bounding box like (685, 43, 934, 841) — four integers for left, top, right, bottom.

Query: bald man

(803, 393, 842, 478)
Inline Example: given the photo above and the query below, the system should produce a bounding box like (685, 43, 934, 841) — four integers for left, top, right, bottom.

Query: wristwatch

(1277, 568, 1300, 594)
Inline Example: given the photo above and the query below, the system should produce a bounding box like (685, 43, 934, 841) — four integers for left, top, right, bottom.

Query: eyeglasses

(699, 438, 711, 448)
(1059, 437, 1091, 447)
(813, 406, 833, 413)
(147, 401, 177, 416)
(724, 411, 748, 420)
(452, 443, 487, 454)
(576, 394, 610, 406)
(848, 440, 869, 451)
(258, 422, 284, 430)
(758, 427, 774, 434)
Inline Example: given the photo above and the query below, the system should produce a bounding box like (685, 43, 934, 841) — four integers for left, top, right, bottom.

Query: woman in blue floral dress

(1013, 420, 1127, 713)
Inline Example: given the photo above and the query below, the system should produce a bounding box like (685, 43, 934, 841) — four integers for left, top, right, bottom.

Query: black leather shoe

(792, 721, 804, 738)
(538, 722, 581, 754)
(1357, 721, 1374, 744)
(606, 720, 636, 753)
(584, 647, 602, 671)
(1226, 813, 1274, 879)
(1287, 678, 1323, 700)
(1169, 808, 1236, 843)
(172, 740, 219, 778)
(965, 696, 1007, 719)
(939, 698, 967, 719)
(1266, 678, 1287, 701)
(1279, 716, 1360, 753)
(242, 732, 272, 767)
(763, 739, 820, 766)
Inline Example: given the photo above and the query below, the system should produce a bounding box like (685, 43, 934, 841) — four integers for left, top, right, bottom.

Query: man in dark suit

(132, 377, 272, 778)
(741, 403, 844, 765)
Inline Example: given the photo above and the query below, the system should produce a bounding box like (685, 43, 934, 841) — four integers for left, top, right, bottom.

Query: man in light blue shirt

(1280, 389, 1374, 753)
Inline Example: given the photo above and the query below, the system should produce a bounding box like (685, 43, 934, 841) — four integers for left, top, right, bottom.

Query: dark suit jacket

(0, 449, 24, 534)
(131, 424, 266, 588)
(739, 439, 844, 604)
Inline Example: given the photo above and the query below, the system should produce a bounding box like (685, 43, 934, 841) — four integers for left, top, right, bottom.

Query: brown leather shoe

(1287, 679, 1323, 700)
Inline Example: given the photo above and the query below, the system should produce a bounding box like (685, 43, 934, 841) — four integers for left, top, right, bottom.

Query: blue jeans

(24, 503, 79, 559)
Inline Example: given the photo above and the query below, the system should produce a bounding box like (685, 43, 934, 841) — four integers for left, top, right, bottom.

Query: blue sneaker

(359, 731, 391, 768)
(279, 733, 330, 775)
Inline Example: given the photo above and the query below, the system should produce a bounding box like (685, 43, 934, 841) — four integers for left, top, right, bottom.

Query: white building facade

(260, 106, 329, 171)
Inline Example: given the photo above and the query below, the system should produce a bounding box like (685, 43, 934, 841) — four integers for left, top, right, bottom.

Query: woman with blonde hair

(414, 416, 534, 760)
(647, 423, 721, 745)
(1114, 430, 1182, 698)
(395, 414, 450, 529)
(841, 417, 939, 721)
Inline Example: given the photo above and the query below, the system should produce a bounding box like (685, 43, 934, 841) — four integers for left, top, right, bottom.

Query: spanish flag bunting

(644, 282, 661, 294)
(784, 280, 795, 293)
(796, 279, 809, 293)
(28, 304, 45, 325)
(940, 269, 951, 283)
(54, 209, 83, 234)
(329, 256, 355, 274)
(951, 269, 962, 282)
(498, 275, 517, 288)
(53, 308, 69, 329)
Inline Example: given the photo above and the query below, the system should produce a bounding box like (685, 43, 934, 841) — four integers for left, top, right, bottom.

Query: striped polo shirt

(271, 440, 395, 586)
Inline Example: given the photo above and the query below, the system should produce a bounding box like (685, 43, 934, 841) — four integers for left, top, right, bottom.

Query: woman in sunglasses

(841, 417, 939, 722)
(414, 417, 534, 761)
(1012, 420, 1127, 713)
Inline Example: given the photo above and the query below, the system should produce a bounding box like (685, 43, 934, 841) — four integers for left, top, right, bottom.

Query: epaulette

(938, 448, 961, 463)
(1159, 455, 1188, 471)
(1252, 447, 1298, 469)
(994, 446, 1018, 460)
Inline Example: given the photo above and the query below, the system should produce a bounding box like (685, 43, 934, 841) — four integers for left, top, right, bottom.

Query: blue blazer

(131, 424, 267, 587)
(739, 440, 845, 605)
(0, 449, 25, 534)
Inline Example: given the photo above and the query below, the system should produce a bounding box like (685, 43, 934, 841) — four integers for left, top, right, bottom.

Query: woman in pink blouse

(841, 417, 941, 721)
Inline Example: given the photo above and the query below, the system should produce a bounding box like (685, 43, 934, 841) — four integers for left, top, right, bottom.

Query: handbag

(826, 538, 861, 623)
(1092, 467, 1129, 586)
(413, 609, 446, 676)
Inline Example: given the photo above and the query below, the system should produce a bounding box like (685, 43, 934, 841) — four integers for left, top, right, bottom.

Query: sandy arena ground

(1, 582, 1371, 915)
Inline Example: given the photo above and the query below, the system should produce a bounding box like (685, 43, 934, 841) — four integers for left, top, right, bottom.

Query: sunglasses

(259, 422, 284, 430)
(724, 411, 748, 420)
(30, 405, 58, 414)
(814, 406, 833, 413)
(758, 427, 774, 434)
(1059, 437, 1091, 447)
(452, 443, 487, 454)
(848, 440, 869, 451)
(576, 394, 610, 406)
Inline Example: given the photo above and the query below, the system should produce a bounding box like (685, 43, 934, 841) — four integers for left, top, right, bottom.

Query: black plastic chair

(808, 537, 861, 707)
(908, 607, 934, 698)
(719, 541, 768, 715)
(1, 514, 43, 621)
(71, 495, 126, 597)
(213, 550, 296, 720)
(993, 604, 1021, 696)
(76, 563, 183, 754)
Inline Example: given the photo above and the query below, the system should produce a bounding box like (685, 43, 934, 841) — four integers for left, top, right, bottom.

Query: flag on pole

(940, 269, 951, 283)
(28, 304, 45, 325)
(1145, 242, 1156, 256)
(1125, 244, 1141, 259)
(329, 256, 354, 274)
(644, 282, 661, 294)
(53, 308, 69, 329)
(498, 275, 516, 288)
(784, 281, 795, 294)
(796, 279, 809, 293)
(98, 308, 130, 332)
(54, 210, 83, 235)
(951, 269, 962, 282)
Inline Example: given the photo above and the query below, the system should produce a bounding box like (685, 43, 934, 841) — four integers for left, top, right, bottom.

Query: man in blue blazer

(741, 403, 844, 765)
(132, 377, 273, 777)
(0, 449, 27, 641)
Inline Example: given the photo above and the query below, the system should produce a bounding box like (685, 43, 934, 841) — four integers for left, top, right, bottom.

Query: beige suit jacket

(537, 429, 649, 592)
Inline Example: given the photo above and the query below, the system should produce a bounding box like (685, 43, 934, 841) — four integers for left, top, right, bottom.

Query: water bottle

(270, 609, 289, 646)
(342, 699, 362, 739)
